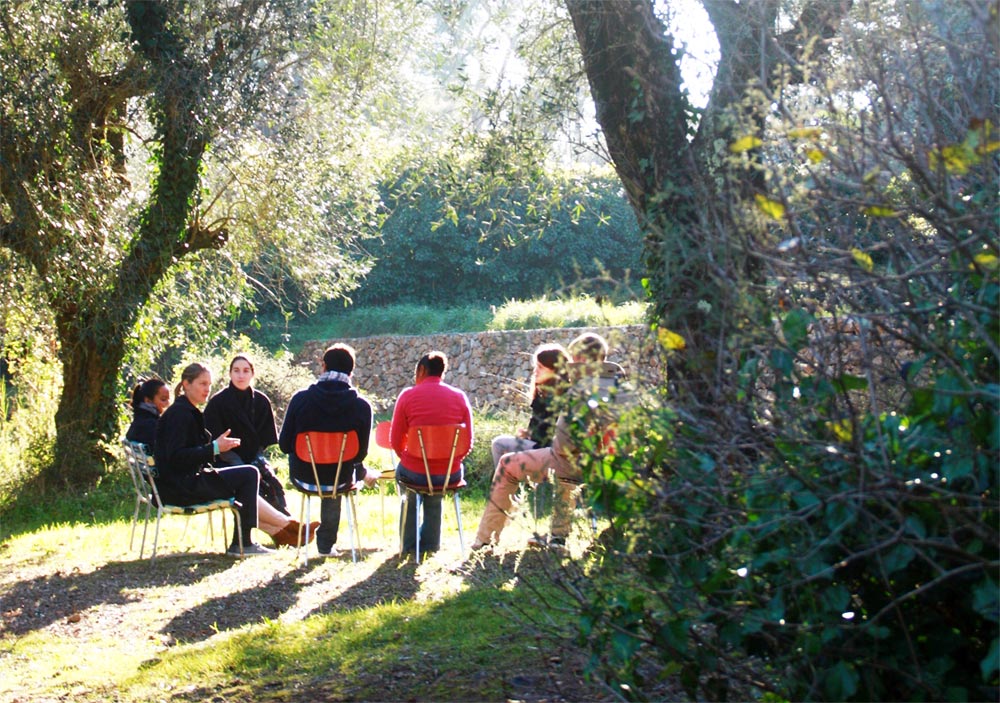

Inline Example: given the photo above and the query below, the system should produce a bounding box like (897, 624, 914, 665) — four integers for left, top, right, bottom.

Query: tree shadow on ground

(0, 553, 233, 637)
(312, 553, 420, 616)
(160, 561, 311, 643)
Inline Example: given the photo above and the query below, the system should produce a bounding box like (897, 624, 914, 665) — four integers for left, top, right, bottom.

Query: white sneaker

(317, 545, 340, 557)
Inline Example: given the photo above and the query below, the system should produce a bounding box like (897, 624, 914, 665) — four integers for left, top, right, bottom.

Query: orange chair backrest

(374, 420, 392, 450)
(295, 431, 360, 465)
(405, 424, 471, 461)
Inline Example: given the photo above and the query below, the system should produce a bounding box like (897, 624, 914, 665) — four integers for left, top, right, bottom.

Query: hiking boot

(526, 533, 548, 549)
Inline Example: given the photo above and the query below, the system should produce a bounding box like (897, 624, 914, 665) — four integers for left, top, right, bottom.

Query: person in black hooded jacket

(278, 343, 379, 557)
(204, 354, 288, 515)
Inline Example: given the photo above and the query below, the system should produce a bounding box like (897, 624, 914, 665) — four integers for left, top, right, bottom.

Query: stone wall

(296, 325, 655, 414)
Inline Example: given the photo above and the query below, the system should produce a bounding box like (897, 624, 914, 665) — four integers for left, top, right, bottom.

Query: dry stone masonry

(296, 325, 656, 414)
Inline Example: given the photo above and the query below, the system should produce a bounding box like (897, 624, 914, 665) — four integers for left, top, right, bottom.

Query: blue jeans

(317, 464, 365, 551)
(396, 462, 461, 552)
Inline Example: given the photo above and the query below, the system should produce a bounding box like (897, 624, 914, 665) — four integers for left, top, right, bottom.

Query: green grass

(0, 465, 602, 702)
(0, 299, 621, 701)
(246, 295, 648, 353)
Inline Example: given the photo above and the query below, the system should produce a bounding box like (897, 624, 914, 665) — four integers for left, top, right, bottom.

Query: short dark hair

(417, 351, 447, 377)
(323, 344, 356, 375)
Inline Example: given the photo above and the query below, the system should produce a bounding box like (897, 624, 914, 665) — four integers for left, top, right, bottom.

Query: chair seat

(123, 439, 241, 560)
(291, 476, 358, 496)
(397, 477, 467, 496)
(161, 498, 238, 515)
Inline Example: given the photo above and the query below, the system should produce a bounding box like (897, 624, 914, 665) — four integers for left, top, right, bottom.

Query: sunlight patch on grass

(0, 630, 136, 702)
(122, 586, 552, 701)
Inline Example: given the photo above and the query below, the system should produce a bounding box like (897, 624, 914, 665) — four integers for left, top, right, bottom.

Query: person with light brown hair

(490, 343, 570, 466)
(471, 332, 624, 551)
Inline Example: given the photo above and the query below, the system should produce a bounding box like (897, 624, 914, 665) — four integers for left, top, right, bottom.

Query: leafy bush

(554, 3, 999, 701)
(354, 168, 644, 306)
(489, 297, 647, 330)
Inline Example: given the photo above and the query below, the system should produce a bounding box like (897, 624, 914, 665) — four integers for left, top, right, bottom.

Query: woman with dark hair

(490, 343, 570, 465)
(125, 377, 171, 447)
(155, 362, 312, 556)
(204, 354, 288, 515)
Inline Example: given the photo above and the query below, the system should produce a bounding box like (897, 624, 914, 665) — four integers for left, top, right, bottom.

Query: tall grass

(248, 295, 648, 352)
(488, 296, 648, 330)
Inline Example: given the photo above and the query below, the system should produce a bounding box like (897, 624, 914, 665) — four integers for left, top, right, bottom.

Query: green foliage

(561, 1, 999, 700)
(0, 257, 60, 509)
(354, 167, 644, 305)
(490, 297, 648, 330)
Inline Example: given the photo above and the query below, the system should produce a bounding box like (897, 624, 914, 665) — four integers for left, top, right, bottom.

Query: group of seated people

(125, 331, 625, 558)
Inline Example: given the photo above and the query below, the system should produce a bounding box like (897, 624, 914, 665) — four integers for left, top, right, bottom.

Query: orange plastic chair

(292, 430, 362, 563)
(373, 421, 397, 536)
(397, 423, 471, 563)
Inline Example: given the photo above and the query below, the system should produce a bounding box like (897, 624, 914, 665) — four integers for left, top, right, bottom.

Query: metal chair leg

(297, 493, 310, 564)
(452, 492, 465, 558)
(139, 500, 152, 559)
(398, 487, 408, 559)
(346, 493, 359, 563)
(414, 493, 423, 564)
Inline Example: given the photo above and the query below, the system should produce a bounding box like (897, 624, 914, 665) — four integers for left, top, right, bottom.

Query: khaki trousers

(474, 446, 581, 546)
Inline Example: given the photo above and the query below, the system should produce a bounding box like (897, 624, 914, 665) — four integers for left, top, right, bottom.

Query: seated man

(279, 344, 379, 557)
(471, 332, 625, 551)
(390, 351, 474, 555)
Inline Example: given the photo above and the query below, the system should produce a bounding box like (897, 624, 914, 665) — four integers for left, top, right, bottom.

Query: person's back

(278, 344, 374, 558)
(390, 351, 474, 554)
(280, 371, 372, 486)
(391, 376, 472, 479)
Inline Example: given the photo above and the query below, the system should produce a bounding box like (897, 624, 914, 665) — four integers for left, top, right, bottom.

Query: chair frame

(397, 424, 470, 563)
(122, 439, 243, 560)
(292, 430, 362, 563)
(373, 421, 399, 538)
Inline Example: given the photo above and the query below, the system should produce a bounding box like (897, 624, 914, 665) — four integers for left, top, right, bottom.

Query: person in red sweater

(389, 351, 474, 554)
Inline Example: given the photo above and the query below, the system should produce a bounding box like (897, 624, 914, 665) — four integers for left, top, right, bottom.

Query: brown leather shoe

(272, 520, 301, 547)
